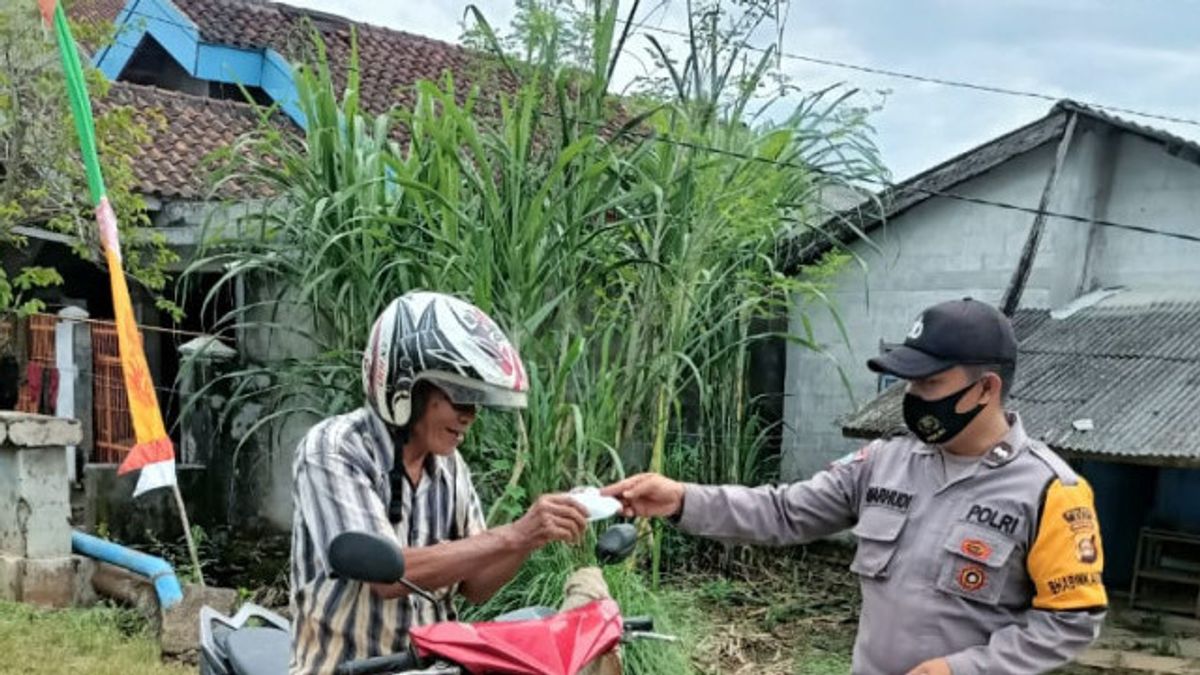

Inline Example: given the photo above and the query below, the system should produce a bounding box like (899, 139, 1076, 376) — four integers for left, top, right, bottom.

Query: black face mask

(903, 379, 984, 445)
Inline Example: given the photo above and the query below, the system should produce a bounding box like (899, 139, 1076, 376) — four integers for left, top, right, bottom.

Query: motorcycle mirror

(596, 523, 638, 565)
(328, 531, 406, 583)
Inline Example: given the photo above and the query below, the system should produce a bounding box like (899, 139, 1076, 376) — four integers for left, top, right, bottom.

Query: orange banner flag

(42, 0, 176, 497)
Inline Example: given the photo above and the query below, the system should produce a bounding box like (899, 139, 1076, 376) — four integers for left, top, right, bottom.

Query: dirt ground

(134, 529, 1200, 674)
(662, 543, 860, 674)
(664, 543, 1200, 675)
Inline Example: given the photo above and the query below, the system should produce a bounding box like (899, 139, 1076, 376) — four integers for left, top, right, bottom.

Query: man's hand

(906, 657, 951, 675)
(601, 473, 685, 518)
(510, 494, 590, 549)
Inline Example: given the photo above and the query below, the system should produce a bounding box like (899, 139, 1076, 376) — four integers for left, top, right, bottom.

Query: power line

(102, 9, 1200, 246)
(483, 91, 1200, 245)
(874, 185, 1200, 244)
(31, 311, 219, 339)
(608, 16, 1200, 129)
(111, 7, 1200, 130)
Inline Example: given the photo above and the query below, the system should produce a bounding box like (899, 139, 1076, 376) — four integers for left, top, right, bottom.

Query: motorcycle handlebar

(333, 650, 418, 675)
(622, 615, 653, 632)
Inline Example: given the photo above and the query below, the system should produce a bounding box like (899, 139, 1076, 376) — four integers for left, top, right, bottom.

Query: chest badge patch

(958, 565, 988, 592)
(960, 538, 993, 562)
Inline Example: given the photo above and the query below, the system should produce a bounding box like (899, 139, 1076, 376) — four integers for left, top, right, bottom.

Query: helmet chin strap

(387, 425, 412, 525)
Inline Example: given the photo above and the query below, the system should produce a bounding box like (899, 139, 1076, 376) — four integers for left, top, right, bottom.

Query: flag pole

(172, 483, 204, 586)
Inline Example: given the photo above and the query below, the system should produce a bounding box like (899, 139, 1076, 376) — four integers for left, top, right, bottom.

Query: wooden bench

(1130, 527, 1200, 618)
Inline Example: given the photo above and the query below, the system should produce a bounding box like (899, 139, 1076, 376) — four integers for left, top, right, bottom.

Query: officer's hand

(513, 494, 589, 549)
(906, 657, 951, 675)
(602, 473, 685, 518)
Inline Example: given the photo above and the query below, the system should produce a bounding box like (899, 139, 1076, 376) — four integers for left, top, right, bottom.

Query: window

(117, 35, 274, 107)
(208, 81, 274, 106)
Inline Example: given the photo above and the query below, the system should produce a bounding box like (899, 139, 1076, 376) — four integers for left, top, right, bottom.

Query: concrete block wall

(0, 411, 90, 607)
(1082, 133, 1200, 292)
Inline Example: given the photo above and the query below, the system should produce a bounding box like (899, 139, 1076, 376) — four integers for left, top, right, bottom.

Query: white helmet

(362, 292, 529, 426)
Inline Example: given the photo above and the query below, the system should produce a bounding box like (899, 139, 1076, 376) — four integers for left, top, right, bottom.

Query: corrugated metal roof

(1022, 302, 1200, 361)
(841, 300, 1200, 465)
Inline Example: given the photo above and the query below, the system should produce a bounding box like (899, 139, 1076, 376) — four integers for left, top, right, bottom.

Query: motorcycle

(199, 523, 673, 675)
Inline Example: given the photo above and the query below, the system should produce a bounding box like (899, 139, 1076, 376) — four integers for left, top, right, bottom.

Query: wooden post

(1000, 112, 1078, 316)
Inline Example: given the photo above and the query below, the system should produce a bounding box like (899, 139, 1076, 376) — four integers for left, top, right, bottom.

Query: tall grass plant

(185, 2, 886, 669)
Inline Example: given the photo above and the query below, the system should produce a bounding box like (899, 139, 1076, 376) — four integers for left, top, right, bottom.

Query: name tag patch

(965, 504, 1021, 536)
(865, 486, 914, 512)
(1047, 572, 1103, 596)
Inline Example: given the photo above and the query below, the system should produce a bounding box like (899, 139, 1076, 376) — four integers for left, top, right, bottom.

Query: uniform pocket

(936, 522, 1017, 605)
(850, 508, 908, 578)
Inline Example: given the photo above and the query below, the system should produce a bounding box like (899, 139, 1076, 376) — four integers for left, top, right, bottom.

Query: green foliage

(462, 0, 597, 69)
(0, 600, 190, 675)
(0, 2, 177, 315)
(139, 524, 218, 586)
(187, 1, 886, 664)
(0, 265, 63, 317)
(460, 541, 692, 672)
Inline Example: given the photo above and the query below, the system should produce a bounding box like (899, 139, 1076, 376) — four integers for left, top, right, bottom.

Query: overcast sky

(282, 0, 1200, 181)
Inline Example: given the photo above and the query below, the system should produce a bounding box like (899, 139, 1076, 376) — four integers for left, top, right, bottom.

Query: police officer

(603, 298, 1106, 675)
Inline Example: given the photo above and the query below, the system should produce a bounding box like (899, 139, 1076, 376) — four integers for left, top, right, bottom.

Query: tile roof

(97, 81, 267, 199)
(80, 0, 513, 115)
(182, 0, 510, 101)
(70, 0, 128, 25)
(71, 0, 517, 200)
(840, 298, 1200, 466)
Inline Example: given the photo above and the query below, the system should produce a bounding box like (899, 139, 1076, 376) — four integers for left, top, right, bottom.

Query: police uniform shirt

(676, 413, 1106, 675)
(940, 448, 982, 485)
(289, 407, 487, 675)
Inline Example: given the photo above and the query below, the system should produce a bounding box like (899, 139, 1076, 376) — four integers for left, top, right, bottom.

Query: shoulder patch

(1028, 477, 1107, 611)
(1028, 443, 1078, 486)
(830, 445, 870, 468)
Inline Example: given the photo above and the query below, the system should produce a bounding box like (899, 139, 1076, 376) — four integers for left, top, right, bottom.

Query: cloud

(279, 0, 516, 43)
(269, 0, 1199, 182)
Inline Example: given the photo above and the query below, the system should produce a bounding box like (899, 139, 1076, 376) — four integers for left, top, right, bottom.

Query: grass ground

(2, 543, 1190, 674)
(0, 600, 189, 675)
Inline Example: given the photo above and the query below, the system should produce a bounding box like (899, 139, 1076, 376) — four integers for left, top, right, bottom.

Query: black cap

(868, 298, 1017, 379)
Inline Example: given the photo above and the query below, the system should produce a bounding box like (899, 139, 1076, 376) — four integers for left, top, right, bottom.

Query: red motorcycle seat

(409, 599, 622, 675)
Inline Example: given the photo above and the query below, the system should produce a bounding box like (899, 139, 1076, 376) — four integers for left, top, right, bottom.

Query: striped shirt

(289, 407, 486, 675)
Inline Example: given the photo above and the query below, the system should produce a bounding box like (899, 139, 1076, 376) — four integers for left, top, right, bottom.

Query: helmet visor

(421, 372, 528, 410)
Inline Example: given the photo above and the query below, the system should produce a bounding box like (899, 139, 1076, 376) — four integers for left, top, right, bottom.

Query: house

(7, 0, 516, 531)
(779, 101, 1200, 602)
(781, 100, 1200, 480)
